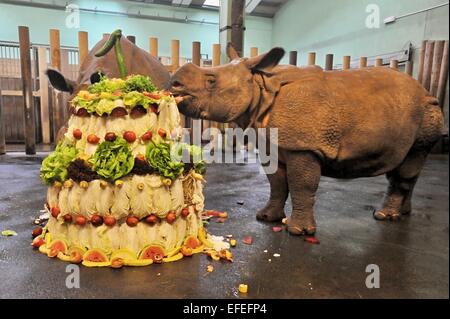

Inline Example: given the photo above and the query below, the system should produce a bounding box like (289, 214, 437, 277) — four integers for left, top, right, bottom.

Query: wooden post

(390, 59, 398, 70)
(150, 37, 158, 58)
(50, 29, 63, 142)
(0, 90, 5, 155)
(212, 44, 221, 67)
(405, 61, 413, 76)
(171, 40, 180, 72)
(437, 40, 449, 107)
(422, 41, 435, 91)
(359, 57, 367, 68)
(126, 35, 136, 44)
(78, 31, 89, 66)
(250, 47, 258, 58)
(417, 40, 427, 83)
(192, 41, 201, 66)
(307, 52, 316, 66)
(325, 54, 333, 71)
(38, 46, 51, 144)
(289, 51, 298, 66)
(342, 56, 351, 70)
(18, 26, 36, 155)
(50, 29, 61, 70)
(430, 40, 445, 97)
(375, 58, 383, 67)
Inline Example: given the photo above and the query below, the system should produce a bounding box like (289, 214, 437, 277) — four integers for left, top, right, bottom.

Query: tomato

(145, 214, 158, 224)
(141, 131, 153, 142)
(181, 208, 190, 218)
(126, 216, 139, 227)
(104, 132, 116, 142)
(63, 214, 73, 223)
(166, 211, 176, 224)
(51, 206, 60, 218)
(73, 129, 82, 140)
(104, 216, 117, 227)
(75, 215, 87, 226)
(158, 128, 167, 138)
(123, 131, 137, 143)
(87, 134, 100, 144)
(91, 214, 103, 227)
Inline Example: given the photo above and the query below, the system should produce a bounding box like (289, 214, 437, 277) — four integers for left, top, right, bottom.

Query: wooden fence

(0, 26, 448, 154)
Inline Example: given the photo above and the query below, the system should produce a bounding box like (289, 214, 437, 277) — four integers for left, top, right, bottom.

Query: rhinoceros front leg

(256, 162, 288, 222)
(285, 151, 321, 235)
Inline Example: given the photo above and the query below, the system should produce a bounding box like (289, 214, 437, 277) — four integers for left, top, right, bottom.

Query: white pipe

(385, 2, 449, 24)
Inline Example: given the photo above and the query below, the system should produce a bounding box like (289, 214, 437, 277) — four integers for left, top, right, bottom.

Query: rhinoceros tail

(424, 95, 439, 106)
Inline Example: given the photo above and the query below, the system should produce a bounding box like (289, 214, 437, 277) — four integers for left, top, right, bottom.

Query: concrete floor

(0, 152, 448, 299)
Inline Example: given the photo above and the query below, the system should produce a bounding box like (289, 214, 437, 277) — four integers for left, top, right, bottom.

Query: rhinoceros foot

(256, 204, 286, 222)
(286, 214, 316, 236)
(373, 208, 402, 221)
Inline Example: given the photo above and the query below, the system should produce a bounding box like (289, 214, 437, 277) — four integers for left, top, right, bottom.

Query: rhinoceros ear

(46, 69, 75, 93)
(245, 47, 285, 72)
(226, 43, 241, 60)
(90, 71, 105, 84)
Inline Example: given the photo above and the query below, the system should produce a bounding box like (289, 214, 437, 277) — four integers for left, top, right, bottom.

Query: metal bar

(289, 51, 298, 66)
(395, 2, 449, 20)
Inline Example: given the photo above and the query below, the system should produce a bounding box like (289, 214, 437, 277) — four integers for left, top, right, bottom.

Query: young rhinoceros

(170, 45, 444, 236)
(46, 35, 170, 141)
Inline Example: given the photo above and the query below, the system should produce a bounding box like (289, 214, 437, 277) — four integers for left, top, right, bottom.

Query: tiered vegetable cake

(34, 74, 217, 267)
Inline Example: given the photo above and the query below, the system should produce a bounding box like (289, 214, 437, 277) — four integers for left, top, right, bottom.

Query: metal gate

(0, 41, 79, 144)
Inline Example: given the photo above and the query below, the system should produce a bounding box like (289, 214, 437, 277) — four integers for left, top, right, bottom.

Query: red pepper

(304, 236, 320, 245)
(144, 92, 161, 100)
(205, 210, 228, 218)
(242, 236, 253, 245)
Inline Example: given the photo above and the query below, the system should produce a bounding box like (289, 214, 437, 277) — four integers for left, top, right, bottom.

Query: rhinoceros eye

(205, 75, 216, 90)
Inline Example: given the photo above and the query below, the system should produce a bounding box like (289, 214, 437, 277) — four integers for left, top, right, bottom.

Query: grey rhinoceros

(46, 35, 170, 141)
(170, 45, 444, 236)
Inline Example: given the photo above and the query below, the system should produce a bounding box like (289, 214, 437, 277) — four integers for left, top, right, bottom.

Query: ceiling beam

(172, 0, 192, 7)
(245, 0, 262, 13)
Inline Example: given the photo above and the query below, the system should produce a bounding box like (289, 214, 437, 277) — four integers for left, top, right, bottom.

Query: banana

(82, 260, 111, 267)
(198, 228, 213, 248)
(124, 259, 153, 267)
(192, 245, 205, 254)
(166, 246, 181, 258)
(57, 252, 72, 262)
(163, 252, 183, 263)
(39, 244, 48, 255)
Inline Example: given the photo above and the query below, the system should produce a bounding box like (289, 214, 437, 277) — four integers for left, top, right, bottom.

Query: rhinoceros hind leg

(256, 163, 288, 222)
(285, 151, 321, 235)
(374, 149, 428, 221)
